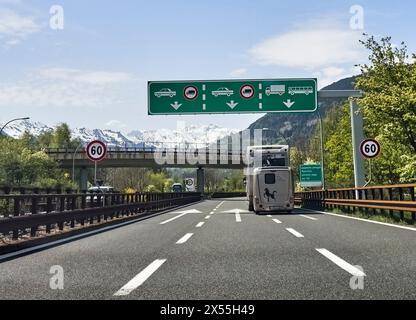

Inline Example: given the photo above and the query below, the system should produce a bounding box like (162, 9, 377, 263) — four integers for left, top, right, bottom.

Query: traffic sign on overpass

(148, 79, 318, 115)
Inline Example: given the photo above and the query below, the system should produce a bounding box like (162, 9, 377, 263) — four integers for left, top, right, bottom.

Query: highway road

(0, 198, 415, 300)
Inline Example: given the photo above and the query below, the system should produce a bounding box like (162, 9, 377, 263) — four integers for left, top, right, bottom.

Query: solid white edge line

(176, 233, 194, 244)
(301, 208, 416, 232)
(299, 214, 318, 221)
(286, 228, 304, 238)
(160, 212, 189, 225)
(114, 259, 167, 296)
(316, 249, 366, 277)
(273, 219, 282, 224)
(196, 222, 205, 228)
(235, 213, 242, 222)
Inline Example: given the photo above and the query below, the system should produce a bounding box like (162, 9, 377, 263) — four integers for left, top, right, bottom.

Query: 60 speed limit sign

(360, 139, 381, 159)
(85, 140, 107, 162)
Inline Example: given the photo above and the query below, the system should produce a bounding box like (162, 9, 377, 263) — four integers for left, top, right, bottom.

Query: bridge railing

(295, 183, 416, 222)
(0, 192, 201, 242)
(45, 147, 244, 156)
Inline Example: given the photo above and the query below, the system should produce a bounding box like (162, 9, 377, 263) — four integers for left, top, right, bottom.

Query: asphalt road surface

(1, 198, 415, 300)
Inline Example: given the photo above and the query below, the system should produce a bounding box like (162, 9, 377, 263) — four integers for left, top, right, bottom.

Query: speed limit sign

(85, 140, 107, 162)
(360, 139, 381, 159)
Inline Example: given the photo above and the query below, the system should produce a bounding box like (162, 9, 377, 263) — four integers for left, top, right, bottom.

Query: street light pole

(0, 117, 30, 136)
(317, 104, 326, 190)
(72, 144, 83, 184)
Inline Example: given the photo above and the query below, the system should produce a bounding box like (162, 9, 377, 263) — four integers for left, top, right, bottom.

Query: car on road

(155, 88, 176, 98)
(86, 186, 115, 205)
(171, 183, 183, 193)
(212, 87, 234, 97)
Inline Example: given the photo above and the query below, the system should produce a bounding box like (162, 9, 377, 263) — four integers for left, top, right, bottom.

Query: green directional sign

(148, 79, 317, 115)
(300, 164, 322, 188)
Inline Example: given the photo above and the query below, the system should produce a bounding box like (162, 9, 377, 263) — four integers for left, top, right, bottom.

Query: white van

(252, 167, 294, 214)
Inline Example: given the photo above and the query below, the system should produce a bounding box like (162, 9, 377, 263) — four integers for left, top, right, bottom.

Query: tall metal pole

(349, 97, 366, 199)
(317, 105, 326, 190)
(72, 144, 82, 184)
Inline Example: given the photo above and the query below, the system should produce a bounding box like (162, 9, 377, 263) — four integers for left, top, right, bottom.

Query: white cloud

(106, 120, 128, 129)
(230, 68, 247, 77)
(38, 68, 132, 85)
(0, 68, 134, 108)
(0, 8, 41, 40)
(250, 22, 365, 69)
(313, 66, 360, 89)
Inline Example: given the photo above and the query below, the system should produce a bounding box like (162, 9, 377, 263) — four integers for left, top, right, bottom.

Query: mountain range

(2, 120, 240, 148)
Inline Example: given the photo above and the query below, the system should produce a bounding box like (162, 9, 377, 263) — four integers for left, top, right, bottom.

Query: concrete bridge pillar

(197, 167, 205, 194)
(80, 166, 88, 191)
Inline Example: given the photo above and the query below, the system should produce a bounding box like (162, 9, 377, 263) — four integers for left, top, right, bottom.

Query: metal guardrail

(295, 184, 416, 221)
(0, 192, 201, 241)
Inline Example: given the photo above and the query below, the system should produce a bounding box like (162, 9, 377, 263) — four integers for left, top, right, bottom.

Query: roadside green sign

(300, 164, 322, 188)
(148, 79, 317, 115)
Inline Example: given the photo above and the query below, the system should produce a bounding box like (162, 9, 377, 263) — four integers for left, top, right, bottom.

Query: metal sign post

(94, 161, 97, 186)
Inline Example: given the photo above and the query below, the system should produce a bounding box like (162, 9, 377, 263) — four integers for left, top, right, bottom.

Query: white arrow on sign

(226, 101, 239, 109)
(283, 99, 295, 108)
(170, 102, 182, 110)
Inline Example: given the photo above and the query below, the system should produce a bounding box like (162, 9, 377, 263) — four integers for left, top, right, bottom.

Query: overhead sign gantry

(148, 79, 318, 115)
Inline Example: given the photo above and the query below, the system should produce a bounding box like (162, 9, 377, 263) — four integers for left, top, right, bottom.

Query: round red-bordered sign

(85, 140, 107, 162)
(184, 86, 198, 100)
(360, 139, 381, 159)
(240, 84, 255, 99)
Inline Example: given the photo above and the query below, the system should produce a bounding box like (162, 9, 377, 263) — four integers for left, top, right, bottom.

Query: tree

(356, 34, 416, 183)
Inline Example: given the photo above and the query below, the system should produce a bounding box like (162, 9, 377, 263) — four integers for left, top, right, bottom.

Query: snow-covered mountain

(2, 120, 240, 148)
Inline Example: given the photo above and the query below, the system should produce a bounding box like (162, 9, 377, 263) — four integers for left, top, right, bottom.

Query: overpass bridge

(46, 147, 247, 191)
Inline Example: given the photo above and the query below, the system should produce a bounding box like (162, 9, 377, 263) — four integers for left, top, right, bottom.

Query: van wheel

(288, 210, 293, 214)
(248, 203, 254, 212)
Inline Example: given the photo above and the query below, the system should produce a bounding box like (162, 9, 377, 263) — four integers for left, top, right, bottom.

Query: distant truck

(252, 167, 294, 214)
(265, 85, 286, 96)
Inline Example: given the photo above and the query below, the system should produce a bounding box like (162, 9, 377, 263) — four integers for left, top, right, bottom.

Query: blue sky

(0, 0, 414, 132)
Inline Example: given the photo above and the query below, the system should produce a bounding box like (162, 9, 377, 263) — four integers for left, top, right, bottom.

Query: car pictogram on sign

(212, 87, 234, 97)
(154, 88, 176, 98)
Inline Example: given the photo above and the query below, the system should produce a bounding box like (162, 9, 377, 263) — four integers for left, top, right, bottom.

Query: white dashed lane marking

(176, 233, 194, 244)
(316, 249, 366, 277)
(114, 259, 166, 296)
(286, 228, 304, 238)
(299, 214, 318, 221)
